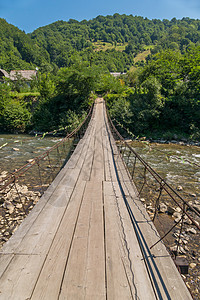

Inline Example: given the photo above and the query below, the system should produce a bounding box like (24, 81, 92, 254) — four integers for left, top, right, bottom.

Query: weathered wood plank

(103, 181, 133, 299)
(78, 128, 95, 182)
(15, 168, 80, 255)
(31, 180, 87, 300)
(59, 182, 106, 300)
(0, 254, 45, 300)
(90, 120, 105, 181)
(0, 254, 14, 278)
(105, 181, 155, 299)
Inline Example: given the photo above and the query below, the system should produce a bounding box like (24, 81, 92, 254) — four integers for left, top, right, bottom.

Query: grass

(92, 41, 128, 52)
(134, 49, 151, 64)
(10, 91, 40, 99)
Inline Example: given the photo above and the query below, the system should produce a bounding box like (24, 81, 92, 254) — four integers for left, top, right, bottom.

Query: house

(110, 72, 126, 77)
(9, 70, 37, 81)
(0, 69, 37, 82)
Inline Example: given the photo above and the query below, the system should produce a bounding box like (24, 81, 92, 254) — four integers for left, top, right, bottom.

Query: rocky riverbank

(0, 171, 41, 248)
(143, 196, 200, 300)
(127, 137, 200, 147)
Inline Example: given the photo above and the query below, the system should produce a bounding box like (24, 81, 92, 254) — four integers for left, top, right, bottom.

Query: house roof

(110, 72, 126, 77)
(9, 70, 37, 80)
(0, 69, 10, 78)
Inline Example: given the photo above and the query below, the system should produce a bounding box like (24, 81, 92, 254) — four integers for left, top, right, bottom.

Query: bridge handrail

(105, 106, 200, 239)
(0, 103, 94, 191)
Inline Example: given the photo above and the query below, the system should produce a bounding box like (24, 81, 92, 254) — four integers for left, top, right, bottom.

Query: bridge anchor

(175, 256, 189, 274)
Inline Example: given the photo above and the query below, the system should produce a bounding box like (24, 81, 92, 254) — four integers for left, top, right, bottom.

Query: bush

(1, 100, 31, 132)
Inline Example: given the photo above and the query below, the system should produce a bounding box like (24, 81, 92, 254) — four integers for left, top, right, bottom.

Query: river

(130, 140, 200, 198)
(0, 134, 65, 174)
(1, 135, 199, 190)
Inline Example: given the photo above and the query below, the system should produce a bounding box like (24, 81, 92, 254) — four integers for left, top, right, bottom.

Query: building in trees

(0, 69, 37, 82)
(0, 69, 10, 82)
(9, 70, 37, 81)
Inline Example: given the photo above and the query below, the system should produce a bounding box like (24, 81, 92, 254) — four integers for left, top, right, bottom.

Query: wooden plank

(0, 254, 45, 300)
(59, 181, 106, 300)
(0, 254, 14, 278)
(102, 127, 113, 182)
(83, 182, 106, 299)
(90, 104, 105, 182)
(31, 181, 87, 300)
(15, 168, 80, 255)
(115, 155, 132, 182)
(64, 109, 95, 170)
(79, 133, 95, 182)
(105, 181, 156, 299)
(66, 137, 88, 169)
(103, 181, 133, 299)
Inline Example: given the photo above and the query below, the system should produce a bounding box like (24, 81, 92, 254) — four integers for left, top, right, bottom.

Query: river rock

(159, 203, 167, 213)
(147, 205, 155, 212)
(186, 228, 197, 234)
(27, 159, 34, 163)
(167, 206, 176, 215)
(170, 245, 186, 254)
(0, 171, 8, 179)
(182, 239, 188, 245)
(12, 148, 19, 151)
(177, 185, 183, 191)
(16, 203, 23, 209)
(173, 211, 182, 218)
(174, 217, 182, 223)
(175, 207, 182, 213)
(193, 220, 199, 227)
(4, 231, 10, 236)
(183, 216, 192, 225)
(193, 204, 200, 213)
(190, 263, 197, 269)
(186, 282, 190, 289)
(18, 185, 28, 193)
(189, 193, 197, 197)
(3, 201, 14, 212)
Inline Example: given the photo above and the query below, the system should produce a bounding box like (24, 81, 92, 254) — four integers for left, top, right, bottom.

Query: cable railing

(106, 109, 200, 261)
(0, 103, 94, 247)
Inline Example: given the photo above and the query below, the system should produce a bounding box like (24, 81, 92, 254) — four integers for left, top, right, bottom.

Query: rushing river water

(131, 140, 200, 198)
(0, 134, 65, 174)
(1, 135, 199, 191)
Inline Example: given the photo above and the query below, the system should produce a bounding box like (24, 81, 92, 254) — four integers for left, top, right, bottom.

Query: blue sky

(1, 0, 200, 33)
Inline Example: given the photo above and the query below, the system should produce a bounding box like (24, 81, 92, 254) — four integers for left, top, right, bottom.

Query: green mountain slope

(1, 14, 200, 72)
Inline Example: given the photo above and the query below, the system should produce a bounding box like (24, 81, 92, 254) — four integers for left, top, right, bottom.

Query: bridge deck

(0, 98, 192, 299)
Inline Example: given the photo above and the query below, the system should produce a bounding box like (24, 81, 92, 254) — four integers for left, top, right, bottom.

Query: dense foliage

(0, 14, 200, 140)
(107, 45, 200, 140)
(1, 15, 200, 72)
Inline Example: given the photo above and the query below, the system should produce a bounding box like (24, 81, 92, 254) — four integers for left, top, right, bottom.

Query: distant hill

(1, 14, 200, 72)
(0, 18, 49, 71)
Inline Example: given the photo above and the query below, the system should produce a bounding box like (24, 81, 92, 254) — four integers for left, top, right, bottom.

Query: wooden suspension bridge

(0, 98, 193, 299)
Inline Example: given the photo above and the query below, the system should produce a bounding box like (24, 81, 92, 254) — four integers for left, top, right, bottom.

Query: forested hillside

(1, 14, 200, 72)
(0, 19, 49, 71)
(0, 14, 200, 140)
